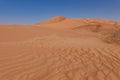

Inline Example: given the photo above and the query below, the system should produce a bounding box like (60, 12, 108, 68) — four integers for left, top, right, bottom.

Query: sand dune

(37, 16, 66, 24)
(0, 16, 120, 80)
(37, 16, 118, 29)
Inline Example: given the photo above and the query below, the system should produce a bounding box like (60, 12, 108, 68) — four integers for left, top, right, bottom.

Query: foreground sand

(0, 17, 120, 80)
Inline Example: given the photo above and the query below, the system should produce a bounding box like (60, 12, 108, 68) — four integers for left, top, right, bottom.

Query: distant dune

(0, 16, 120, 80)
(37, 16, 66, 24)
(36, 16, 119, 29)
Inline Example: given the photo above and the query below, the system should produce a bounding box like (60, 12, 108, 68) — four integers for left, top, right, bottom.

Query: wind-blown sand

(0, 16, 120, 80)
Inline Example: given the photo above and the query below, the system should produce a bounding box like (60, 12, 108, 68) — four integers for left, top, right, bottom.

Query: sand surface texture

(0, 16, 120, 80)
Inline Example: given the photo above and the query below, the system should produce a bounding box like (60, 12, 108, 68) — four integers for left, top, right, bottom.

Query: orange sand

(0, 16, 120, 80)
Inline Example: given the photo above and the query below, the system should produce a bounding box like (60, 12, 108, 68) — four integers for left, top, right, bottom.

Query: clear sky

(0, 0, 120, 24)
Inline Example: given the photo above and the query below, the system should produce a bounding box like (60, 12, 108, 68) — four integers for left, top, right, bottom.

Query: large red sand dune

(0, 16, 120, 80)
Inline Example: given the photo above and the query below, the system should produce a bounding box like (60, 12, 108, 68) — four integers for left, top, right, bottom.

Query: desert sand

(0, 16, 120, 80)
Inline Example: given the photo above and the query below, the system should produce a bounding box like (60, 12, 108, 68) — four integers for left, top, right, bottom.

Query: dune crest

(37, 16, 66, 24)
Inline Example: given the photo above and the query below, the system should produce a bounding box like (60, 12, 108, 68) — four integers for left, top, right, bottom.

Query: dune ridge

(37, 16, 66, 24)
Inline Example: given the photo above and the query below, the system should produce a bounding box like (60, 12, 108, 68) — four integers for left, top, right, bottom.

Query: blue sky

(0, 0, 120, 24)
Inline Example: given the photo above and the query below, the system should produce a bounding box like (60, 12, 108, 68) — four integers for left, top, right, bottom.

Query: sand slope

(0, 17, 120, 80)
